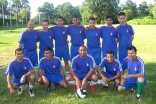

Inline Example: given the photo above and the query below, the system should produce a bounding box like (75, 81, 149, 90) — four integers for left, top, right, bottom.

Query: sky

(29, 0, 155, 18)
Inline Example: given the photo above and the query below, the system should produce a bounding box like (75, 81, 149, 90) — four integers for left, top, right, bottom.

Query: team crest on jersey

(96, 33, 98, 36)
(87, 63, 90, 66)
(53, 65, 56, 68)
(110, 32, 113, 36)
(135, 67, 137, 71)
(63, 31, 66, 34)
(24, 66, 27, 70)
(80, 30, 81, 33)
(114, 68, 116, 71)
(127, 30, 129, 33)
(49, 36, 51, 39)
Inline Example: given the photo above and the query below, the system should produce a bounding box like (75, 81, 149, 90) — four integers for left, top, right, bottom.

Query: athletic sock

(137, 82, 145, 96)
(29, 85, 33, 90)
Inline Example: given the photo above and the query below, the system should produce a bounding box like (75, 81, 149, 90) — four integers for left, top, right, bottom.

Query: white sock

(101, 81, 108, 87)
(29, 85, 33, 89)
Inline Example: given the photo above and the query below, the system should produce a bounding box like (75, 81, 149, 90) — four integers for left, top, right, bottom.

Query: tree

(18, 8, 30, 25)
(123, 9, 133, 21)
(120, 0, 137, 18)
(55, 2, 81, 24)
(138, 1, 149, 17)
(0, 0, 8, 26)
(148, 3, 154, 17)
(80, 0, 120, 24)
(152, 3, 156, 19)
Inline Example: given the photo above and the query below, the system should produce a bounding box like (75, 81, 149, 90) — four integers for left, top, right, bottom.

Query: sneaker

(18, 86, 23, 95)
(29, 89, 35, 97)
(102, 86, 109, 90)
(47, 83, 51, 92)
(114, 84, 118, 90)
(54, 83, 60, 90)
(136, 94, 141, 101)
(74, 85, 78, 92)
(89, 85, 96, 92)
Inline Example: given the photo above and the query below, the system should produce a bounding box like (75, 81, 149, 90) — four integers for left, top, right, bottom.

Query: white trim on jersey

(128, 24, 135, 34)
(5, 59, 16, 75)
(87, 54, 96, 68)
(53, 56, 63, 67)
(71, 55, 80, 68)
(23, 57, 33, 68)
(99, 57, 107, 67)
(18, 30, 27, 43)
(137, 57, 145, 74)
(114, 59, 123, 72)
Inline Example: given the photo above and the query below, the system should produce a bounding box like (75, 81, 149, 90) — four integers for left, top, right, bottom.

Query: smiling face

(128, 49, 137, 60)
(57, 18, 64, 27)
(44, 50, 52, 60)
(72, 18, 80, 26)
(88, 20, 96, 29)
(106, 18, 113, 26)
(79, 46, 87, 58)
(106, 53, 114, 63)
(42, 22, 49, 31)
(118, 15, 126, 24)
(27, 21, 35, 31)
(15, 50, 24, 62)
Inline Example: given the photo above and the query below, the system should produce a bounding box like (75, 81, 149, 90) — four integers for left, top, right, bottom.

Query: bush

(0, 18, 16, 26)
(127, 18, 156, 25)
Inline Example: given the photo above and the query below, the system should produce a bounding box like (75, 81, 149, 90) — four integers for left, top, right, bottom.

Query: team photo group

(5, 11, 146, 101)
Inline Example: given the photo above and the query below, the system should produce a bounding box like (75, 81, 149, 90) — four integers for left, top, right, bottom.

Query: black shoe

(136, 95, 141, 101)
(131, 87, 136, 93)
(47, 83, 51, 92)
(102, 86, 108, 90)
(54, 83, 60, 90)
(29, 89, 35, 97)
(114, 84, 118, 90)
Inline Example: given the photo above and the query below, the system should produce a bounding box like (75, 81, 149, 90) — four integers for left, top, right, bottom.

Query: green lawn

(0, 25, 156, 104)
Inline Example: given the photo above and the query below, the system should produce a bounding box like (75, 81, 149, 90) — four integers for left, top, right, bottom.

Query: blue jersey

(99, 58, 122, 76)
(5, 57, 33, 79)
(38, 56, 62, 75)
(71, 54, 96, 74)
(18, 30, 38, 51)
(68, 24, 85, 46)
(122, 56, 145, 75)
(85, 27, 101, 48)
(37, 30, 54, 50)
(100, 26, 118, 52)
(116, 24, 135, 50)
(49, 26, 68, 50)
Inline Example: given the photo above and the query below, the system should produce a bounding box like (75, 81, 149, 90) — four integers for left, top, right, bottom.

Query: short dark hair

(106, 16, 113, 20)
(15, 48, 24, 54)
(44, 47, 53, 53)
(42, 20, 49, 24)
(127, 45, 137, 52)
(79, 45, 87, 50)
(73, 16, 79, 19)
(89, 17, 96, 21)
(106, 50, 114, 56)
(118, 12, 126, 17)
(57, 16, 64, 21)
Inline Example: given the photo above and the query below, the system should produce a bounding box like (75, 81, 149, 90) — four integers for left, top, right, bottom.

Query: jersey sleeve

(114, 29, 119, 39)
(89, 56, 96, 69)
(5, 62, 13, 76)
(130, 25, 135, 36)
(122, 59, 128, 71)
(116, 60, 123, 73)
(82, 27, 86, 39)
(38, 60, 44, 70)
(27, 59, 34, 71)
(99, 58, 106, 68)
(18, 31, 24, 44)
(71, 59, 76, 70)
(58, 58, 63, 70)
(138, 59, 145, 74)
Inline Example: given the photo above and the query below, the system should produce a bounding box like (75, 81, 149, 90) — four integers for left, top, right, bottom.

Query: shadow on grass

(0, 42, 9, 44)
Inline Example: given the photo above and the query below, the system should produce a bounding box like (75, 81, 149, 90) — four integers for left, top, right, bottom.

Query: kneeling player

(66, 45, 98, 92)
(6, 48, 35, 97)
(118, 46, 146, 101)
(97, 51, 122, 90)
(38, 47, 68, 92)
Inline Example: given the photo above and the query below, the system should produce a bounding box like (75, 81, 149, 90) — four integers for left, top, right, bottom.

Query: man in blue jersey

(100, 16, 118, 59)
(68, 16, 85, 60)
(6, 48, 35, 97)
(49, 16, 70, 75)
(118, 46, 146, 101)
(116, 12, 135, 63)
(97, 51, 122, 90)
(85, 17, 101, 68)
(38, 20, 54, 60)
(66, 45, 98, 92)
(38, 47, 68, 92)
(18, 20, 38, 66)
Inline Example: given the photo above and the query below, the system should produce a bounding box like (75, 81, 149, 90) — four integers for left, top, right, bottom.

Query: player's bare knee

(91, 74, 98, 82)
(115, 79, 120, 85)
(118, 86, 123, 91)
(38, 77, 43, 84)
(137, 77, 144, 82)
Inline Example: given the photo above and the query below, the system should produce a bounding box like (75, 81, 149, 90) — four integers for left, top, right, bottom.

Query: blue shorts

(39, 49, 54, 60)
(55, 49, 70, 61)
(122, 77, 146, 89)
(70, 45, 80, 61)
(24, 50, 38, 66)
(12, 77, 28, 86)
(102, 50, 117, 59)
(88, 47, 101, 65)
(119, 50, 127, 63)
(44, 74, 64, 84)
(75, 72, 87, 80)
(104, 72, 115, 79)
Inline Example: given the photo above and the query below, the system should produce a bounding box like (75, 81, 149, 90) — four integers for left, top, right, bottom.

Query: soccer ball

(75, 88, 87, 99)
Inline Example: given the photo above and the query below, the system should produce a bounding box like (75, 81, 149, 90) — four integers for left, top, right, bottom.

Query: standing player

(68, 16, 85, 60)
(6, 48, 35, 97)
(66, 45, 98, 92)
(85, 17, 102, 68)
(18, 20, 38, 66)
(117, 12, 135, 63)
(38, 20, 54, 59)
(49, 16, 70, 74)
(100, 16, 118, 59)
(118, 46, 146, 101)
(38, 47, 68, 92)
(97, 51, 122, 90)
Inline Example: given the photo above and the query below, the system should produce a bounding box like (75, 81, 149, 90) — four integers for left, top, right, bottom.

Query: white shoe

(91, 81, 98, 85)
(98, 79, 102, 84)
(68, 81, 76, 85)
(18, 86, 23, 95)
(29, 89, 35, 97)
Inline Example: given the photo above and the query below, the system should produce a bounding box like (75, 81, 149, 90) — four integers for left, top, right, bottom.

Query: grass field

(0, 25, 156, 104)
